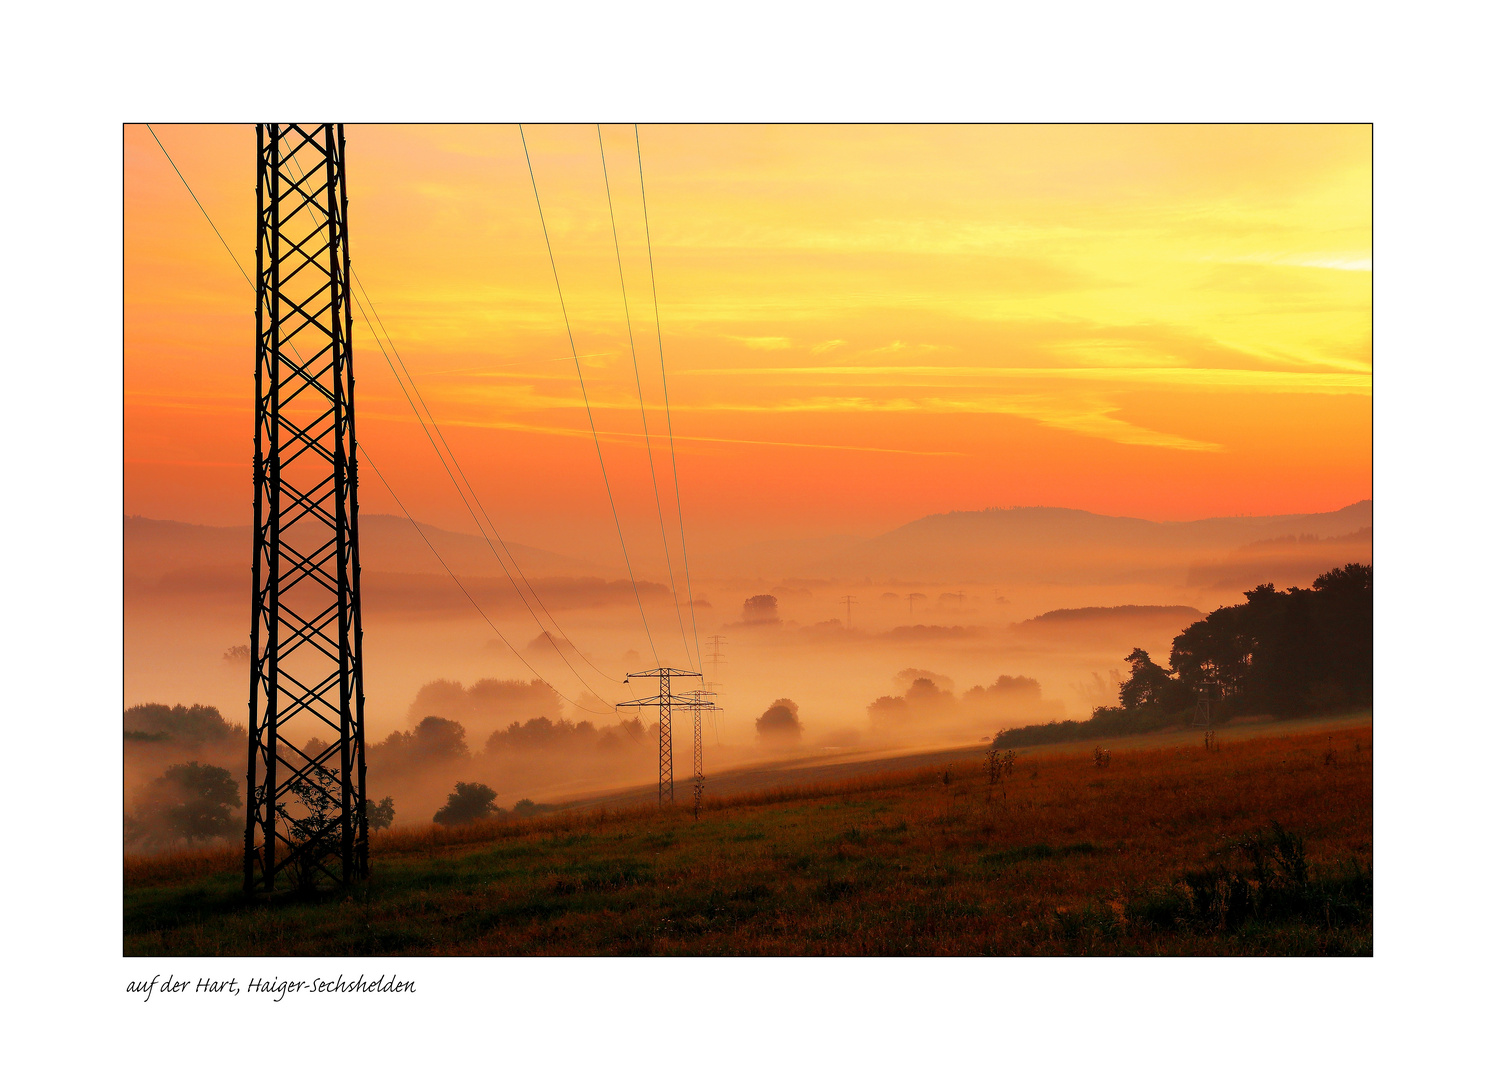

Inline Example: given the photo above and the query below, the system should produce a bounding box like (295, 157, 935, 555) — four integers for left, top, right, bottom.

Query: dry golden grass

(125, 723, 1371, 956)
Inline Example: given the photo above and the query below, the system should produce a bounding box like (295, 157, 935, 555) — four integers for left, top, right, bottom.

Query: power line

(145, 124, 252, 288)
(360, 446, 611, 714)
(274, 150, 623, 691)
(351, 278, 626, 687)
(597, 124, 693, 669)
(519, 122, 659, 666)
(634, 125, 702, 672)
(274, 151, 625, 702)
(348, 287, 622, 706)
(145, 127, 616, 715)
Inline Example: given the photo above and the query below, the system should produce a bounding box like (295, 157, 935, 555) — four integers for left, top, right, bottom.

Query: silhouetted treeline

(366, 713, 650, 775)
(125, 704, 246, 850)
(1167, 563, 1371, 714)
(994, 564, 1371, 748)
(124, 702, 245, 747)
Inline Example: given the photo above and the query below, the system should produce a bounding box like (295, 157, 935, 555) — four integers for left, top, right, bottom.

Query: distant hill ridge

(874, 501, 1371, 551)
(124, 514, 593, 579)
(802, 501, 1371, 584)
(1025, 605, 1204, 624)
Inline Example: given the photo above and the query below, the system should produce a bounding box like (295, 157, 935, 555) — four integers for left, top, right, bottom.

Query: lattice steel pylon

(684, 688, 721, 819)
(244, 123, 367, 893)
(618, 667, 702, 805)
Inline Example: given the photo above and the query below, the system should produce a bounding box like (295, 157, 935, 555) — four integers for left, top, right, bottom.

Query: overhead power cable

(596, 124, 694, 670)
(519, 122, 660, 667)
(635, 125, 703, 672)
(359, 446, 610, 714)
(352, 282, 626, 686)
(145, 124, 614, 716)
(276, 149, 626, 696)
(349, 287, 621, 707)
(145, 125, 253, 289)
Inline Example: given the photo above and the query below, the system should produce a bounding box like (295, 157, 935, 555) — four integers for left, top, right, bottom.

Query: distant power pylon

(840, 594, 858, 628)
(244, 123, 367, 893)
(684, 688, 721, 819)
(618, 667, 702, 805)
(704, 635, 727, 681)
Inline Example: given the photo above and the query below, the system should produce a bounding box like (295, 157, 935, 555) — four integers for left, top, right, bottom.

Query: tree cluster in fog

(125, 704, 247, 850)
(404, 678, 564, 744)
(995, 563, 1373, 748)
(125, 702, 245, 748)
(369, 710, 650, 773)
(125, 761, 241, 849)
(739, 594, 781, 625)
(867, 669, 1059, 731)
(755, 698, 802, 743)
(1109, 563, 1372, 718)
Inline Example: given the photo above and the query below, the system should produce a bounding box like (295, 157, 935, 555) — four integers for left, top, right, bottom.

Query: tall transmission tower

(618, 667, 702, 805)
(244, 123, 367, 892)
(840, 594, 857, 628)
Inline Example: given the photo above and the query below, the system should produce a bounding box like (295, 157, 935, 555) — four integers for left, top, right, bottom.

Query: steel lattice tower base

(618, 667, 702, 806)
(244, 123, 367, 892)
(686, 687, 718, 819)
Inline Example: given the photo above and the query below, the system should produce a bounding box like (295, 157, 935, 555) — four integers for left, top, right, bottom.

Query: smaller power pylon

(683, 688, 721, 819)
(618, 667, 702, 805)
(840, 594, 858, 628)
(1192, 679, 1224, 728)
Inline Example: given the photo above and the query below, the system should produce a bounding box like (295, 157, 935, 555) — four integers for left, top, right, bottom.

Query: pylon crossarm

(615, 694, 700, 708)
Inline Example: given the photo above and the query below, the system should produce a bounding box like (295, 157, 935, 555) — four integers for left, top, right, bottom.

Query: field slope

(125, 721, 1371, 956)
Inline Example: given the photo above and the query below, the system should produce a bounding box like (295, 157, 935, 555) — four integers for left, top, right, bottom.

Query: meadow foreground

(125, 720, 1371, 956)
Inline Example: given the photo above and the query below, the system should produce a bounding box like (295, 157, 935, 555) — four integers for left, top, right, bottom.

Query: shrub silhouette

(756, 698, 802, 743)
(433, 781, 499, 825)
(366, 795, 395, 831)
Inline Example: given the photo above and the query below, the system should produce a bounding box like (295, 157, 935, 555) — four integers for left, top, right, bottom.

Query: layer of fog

(124, 509, 1370, 826)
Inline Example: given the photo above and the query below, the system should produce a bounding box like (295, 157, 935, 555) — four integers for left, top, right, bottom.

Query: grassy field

(124, 719, 1371, 956)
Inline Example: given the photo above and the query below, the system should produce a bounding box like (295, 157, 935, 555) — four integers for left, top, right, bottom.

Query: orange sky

(124, 124, 1370, 558)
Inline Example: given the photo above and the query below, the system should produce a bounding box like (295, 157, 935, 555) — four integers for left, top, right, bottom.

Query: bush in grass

(433, 781, 500, 825)
(755, 698, 802, 744)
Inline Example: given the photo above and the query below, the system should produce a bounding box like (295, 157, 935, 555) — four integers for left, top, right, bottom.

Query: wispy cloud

(367, 410, 961, 456)
(1200, 251, 1372, 272)
(730, 336, 793, 350)
(687, 365, 1370, 393)
(666, 393, 1223, 452)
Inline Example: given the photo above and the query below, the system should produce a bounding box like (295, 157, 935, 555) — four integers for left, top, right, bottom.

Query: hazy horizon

(124, 123, 1370, 820)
